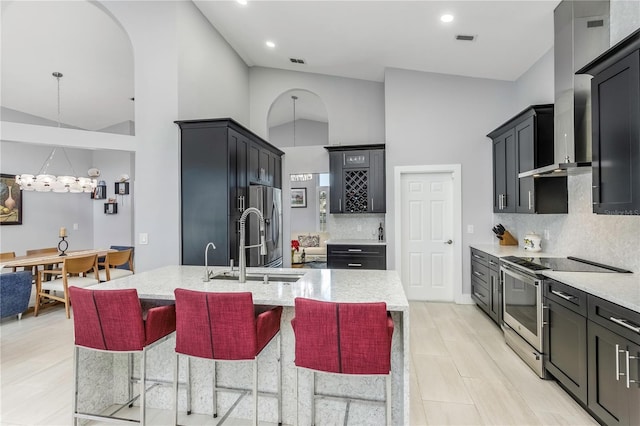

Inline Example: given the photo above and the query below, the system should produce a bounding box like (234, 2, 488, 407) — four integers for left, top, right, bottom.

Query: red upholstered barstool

(292, 297, 394, 425)
(173, 289, 283, 426)
(69, 287, 181, 425)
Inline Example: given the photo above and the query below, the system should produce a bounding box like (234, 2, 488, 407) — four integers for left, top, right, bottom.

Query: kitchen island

(78, 265, 409, 425)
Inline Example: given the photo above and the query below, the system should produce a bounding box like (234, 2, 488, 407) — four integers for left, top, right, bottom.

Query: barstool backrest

(69, 287, 145, 351)
(293, 298, 393, 375)
(174, 289, 258, 360)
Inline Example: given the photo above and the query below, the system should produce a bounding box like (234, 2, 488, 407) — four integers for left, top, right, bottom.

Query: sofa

(0, 270, 33, 320)
(293, 232, 330, 262)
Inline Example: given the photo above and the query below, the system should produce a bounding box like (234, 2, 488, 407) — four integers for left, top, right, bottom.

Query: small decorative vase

(4, 186, 16, 211)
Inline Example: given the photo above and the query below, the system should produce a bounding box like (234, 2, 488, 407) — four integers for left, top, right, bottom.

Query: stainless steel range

(500, 256, 630, 377)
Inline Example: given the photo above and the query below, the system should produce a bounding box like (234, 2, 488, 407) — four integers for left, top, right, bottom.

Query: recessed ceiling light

(265, 41, 276, 49)
(236, 0, 248, 5)
(440, 14, 454, 23)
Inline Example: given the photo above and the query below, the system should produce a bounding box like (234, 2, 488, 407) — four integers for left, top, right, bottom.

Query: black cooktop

(502, 256, 631, 274)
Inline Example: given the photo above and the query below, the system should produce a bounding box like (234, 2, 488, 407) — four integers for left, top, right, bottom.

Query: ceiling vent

(455, 35, 476, 41)
(289, 58, 306, 64)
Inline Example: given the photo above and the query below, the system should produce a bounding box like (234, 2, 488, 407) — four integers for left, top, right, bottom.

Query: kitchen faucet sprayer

(203, 242, 216, 282)
(238, 207, 266, 283)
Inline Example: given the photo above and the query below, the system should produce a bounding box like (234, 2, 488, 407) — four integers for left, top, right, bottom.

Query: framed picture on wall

(0, 173, 23, 225)
(291, 188, 307, 208)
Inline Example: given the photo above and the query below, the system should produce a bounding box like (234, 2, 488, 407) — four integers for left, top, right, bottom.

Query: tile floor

(0, 302, 598, 425)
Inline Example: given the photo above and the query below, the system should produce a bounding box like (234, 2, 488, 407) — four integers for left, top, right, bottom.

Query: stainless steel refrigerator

(248, 185, 282, 267)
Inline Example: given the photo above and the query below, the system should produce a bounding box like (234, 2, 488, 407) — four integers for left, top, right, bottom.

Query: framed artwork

(291, 188, 307, 208)
(0, 173, 22, 225)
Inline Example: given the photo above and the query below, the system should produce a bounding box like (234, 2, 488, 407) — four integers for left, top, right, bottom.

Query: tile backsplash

(327, 213, 386, 240)
(496, 172, 640, 273)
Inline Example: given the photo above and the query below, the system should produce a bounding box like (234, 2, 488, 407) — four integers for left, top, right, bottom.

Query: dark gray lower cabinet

(587, 296, 640, 426)
(327, 244, 386, 270)
(470, 249, 501, 326)
(544, 279, 588, 405)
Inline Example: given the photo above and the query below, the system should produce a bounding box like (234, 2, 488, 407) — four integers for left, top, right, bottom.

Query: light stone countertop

(469, 243, 561, 258)
(95, 265, 408, 311)
(326, 239, 387, 245)
(470, 243, 639, 314)
(543, 271, 640, 313)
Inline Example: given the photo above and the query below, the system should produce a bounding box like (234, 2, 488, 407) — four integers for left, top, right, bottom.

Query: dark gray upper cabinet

(487, 105, 568, 214)
(326, 144, 385, 214)
(175, 118, 283, 267)
(249, 140, 281, 187)
(578, 29, 640, 215)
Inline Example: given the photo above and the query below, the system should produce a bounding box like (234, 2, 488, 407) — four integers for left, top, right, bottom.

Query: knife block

(499, 231, 518, 246)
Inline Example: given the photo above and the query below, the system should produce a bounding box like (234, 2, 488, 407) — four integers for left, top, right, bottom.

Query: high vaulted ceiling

(195, 0, 560, 83)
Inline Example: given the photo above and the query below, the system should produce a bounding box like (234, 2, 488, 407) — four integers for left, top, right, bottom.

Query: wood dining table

(0, 249, 116, 271)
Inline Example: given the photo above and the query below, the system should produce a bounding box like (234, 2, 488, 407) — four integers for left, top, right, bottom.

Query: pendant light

(15, 72, 97, 193)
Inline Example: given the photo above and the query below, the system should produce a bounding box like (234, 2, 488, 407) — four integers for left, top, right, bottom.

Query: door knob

(445, 239, 453, 245)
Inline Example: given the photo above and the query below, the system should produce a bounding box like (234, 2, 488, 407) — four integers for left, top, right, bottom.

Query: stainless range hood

(519, 0, 610, 178)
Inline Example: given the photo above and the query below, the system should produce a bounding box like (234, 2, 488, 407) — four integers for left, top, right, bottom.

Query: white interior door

(400, 172, 454, 301)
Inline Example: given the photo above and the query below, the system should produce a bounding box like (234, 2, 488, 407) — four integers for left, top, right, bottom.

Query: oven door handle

(501, 264, 541, 287)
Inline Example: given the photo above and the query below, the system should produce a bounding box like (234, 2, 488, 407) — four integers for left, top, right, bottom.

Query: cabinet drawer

(327, 244, 386, 257)
(470, 248, 489, 266)
(471, 260, 489, 284)
(488, 255, 500, 271)
(472, 278, 490, 309)
(545, 279, 587, 316)
(588, 295, 640, 345)
(327, 256, 386, 270)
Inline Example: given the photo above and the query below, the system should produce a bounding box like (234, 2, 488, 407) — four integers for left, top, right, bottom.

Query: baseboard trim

(456, 294, 475, 305)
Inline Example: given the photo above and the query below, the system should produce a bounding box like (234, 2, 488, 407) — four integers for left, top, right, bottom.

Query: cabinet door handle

(528, 190, 532, 210)
(473, 270, 484, 277)
(503, 194, 507, 208)
(550, 290, 577, 303)
(592, 185, 600, 205)
(343, 153, 346, 166)
(610, 316, 640, 334)
(347, 263, 362, 268)
(472, 254, 483, 259)
(627, 351, 639, 388)
(339, 198, 342, 211)
(489, 260, 498, 266)
(616, 344, 625, 381)
(371, 197, 374, 211)
(348, 249, 362, 252)
(498, 194, 503, 210)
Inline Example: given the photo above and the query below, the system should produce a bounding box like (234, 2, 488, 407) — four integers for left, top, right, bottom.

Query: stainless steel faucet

(203, 242, 216, 282)
(238, 207, 267, 283)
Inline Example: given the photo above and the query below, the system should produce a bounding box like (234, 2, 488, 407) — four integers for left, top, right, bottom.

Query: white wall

(249, 67, 385, 144)
(0, 142, 94, 255)
(384, 68, 516, 296)
(269, 119, 328, 148)
(176, 2, 249, 125)
(91, 149, 135, 250)
(289, 174, 319, 232)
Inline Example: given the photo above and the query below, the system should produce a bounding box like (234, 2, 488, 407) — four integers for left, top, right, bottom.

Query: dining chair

(0, 251, 17, 272)
(98, 249, 134, 281)
(35, 254, 99, 319)
(26, 247, 60, 279)
(291, 297, 394, 425)
(173, 289, 283, 426)
(69, 287, 178, 425)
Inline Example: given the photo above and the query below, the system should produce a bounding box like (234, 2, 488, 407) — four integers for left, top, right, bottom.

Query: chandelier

(15, 72, 96, 193)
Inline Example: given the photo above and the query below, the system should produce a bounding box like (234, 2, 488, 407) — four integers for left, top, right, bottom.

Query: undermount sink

(211, 271, 304, 283)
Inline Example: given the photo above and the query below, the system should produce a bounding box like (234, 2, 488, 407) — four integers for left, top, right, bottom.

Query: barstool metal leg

(173, 353, 179, 426)
(212, 360, 217, 418)
(128, 353, 134, 407)
(278, 334, 282, 426)
(386, 374, 392, 426)
(72, 346, 80, 426)
(186, 356, 192, 415)
(252, 358, 258, 426)
(140, 348, 147, 425)
(311, 371, 316, 426)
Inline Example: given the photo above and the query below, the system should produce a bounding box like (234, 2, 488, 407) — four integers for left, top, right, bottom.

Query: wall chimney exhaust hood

(519, 0, 610, 178)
